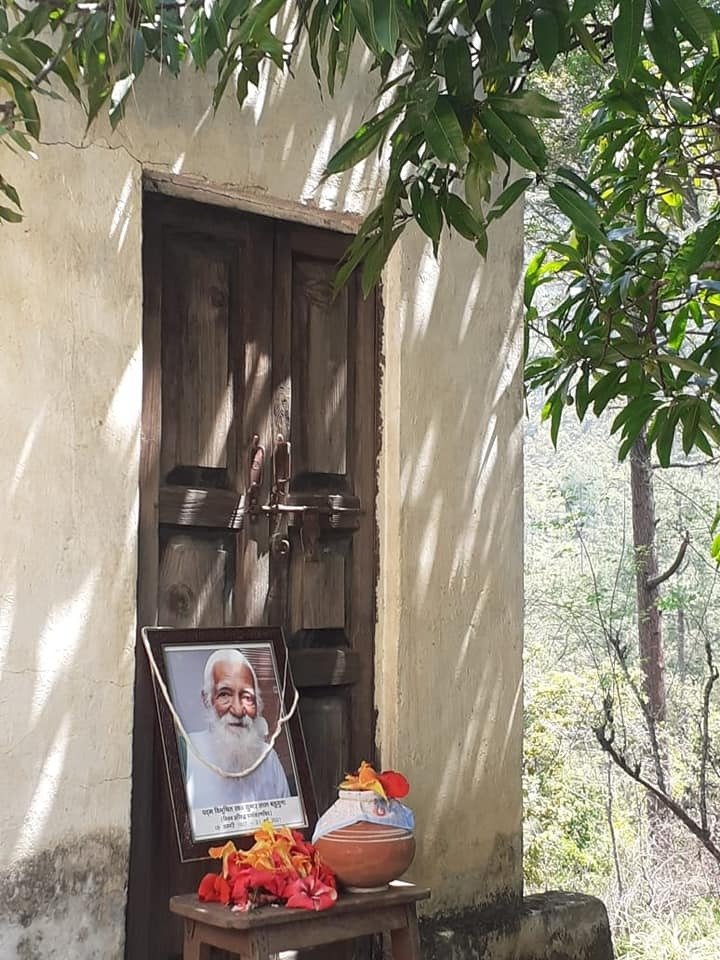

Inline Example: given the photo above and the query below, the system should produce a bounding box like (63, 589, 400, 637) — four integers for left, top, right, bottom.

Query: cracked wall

(0, 43, 523, 956)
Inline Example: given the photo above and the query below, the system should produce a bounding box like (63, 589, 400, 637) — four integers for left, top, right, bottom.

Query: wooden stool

(170, 882, 429, 960)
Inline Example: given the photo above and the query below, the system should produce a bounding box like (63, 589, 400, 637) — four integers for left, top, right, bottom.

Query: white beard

(206, 711, 269, 773)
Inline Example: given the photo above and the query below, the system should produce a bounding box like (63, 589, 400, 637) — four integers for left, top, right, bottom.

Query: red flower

(313, 860, 337, 890)
(284, 875, 338, 911)
(377, 770, 410, 799)
(197, 820, 338, 912)
(247, 868, 294, 900)
(198, 873, 231, 905)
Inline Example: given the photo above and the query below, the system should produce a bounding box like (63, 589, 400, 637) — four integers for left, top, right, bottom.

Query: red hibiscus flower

(247, 868, 294, 900)
(377, 769, 410, 799)
(284, 875, 338, 911)
(198, 873, 231, 905)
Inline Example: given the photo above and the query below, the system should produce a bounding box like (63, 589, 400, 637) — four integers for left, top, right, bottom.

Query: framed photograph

(144, 625, 317, 862)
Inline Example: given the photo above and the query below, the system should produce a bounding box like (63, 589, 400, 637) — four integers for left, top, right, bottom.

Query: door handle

(247, 434, 265, 521)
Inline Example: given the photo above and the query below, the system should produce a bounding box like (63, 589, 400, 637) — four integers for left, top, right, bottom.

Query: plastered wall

(0, 42, 523, 957)
(377, 216, 524, 912)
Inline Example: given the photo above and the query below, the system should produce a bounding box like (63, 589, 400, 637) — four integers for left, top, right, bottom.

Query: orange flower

(209, 840, 239, 879)
(339, 761, 410, 800)
(197, 820, 337, 912)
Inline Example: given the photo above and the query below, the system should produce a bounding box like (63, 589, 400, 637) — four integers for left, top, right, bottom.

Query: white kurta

(185, 730, 291, 809)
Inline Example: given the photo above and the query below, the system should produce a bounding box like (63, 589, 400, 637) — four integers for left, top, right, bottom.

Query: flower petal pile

(339, 761, 410, 800)
(197, 823, 337, 912)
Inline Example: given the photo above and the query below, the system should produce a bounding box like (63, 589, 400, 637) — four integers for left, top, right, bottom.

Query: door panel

(292, 256, 349, 475)
(127, 196, 378, 960)
(160, 237, 233, 474)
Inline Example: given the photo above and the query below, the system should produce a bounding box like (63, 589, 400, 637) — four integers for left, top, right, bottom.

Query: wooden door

(126, 195, 379, 960)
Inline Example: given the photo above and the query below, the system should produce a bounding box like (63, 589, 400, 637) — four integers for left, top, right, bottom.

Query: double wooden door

(126, 195, 379, 959)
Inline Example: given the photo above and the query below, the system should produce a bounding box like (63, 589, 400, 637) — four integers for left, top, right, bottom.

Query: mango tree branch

(646, 530, 690, 591)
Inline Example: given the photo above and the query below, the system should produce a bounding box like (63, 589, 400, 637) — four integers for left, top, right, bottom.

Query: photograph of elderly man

(185, 648, 290, 809)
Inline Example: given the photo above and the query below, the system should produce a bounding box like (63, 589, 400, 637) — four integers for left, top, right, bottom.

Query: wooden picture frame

(144, 625, 317, 862)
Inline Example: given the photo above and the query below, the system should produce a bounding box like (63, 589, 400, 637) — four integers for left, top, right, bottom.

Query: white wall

(0, 40, 523, 956)
(377, 220, 524, 911)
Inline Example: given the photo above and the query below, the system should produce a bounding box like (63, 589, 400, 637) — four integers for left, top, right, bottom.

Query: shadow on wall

(382, 217, 524, 909)
(0, 29, 386, 957)
(0, 13, 524, 953)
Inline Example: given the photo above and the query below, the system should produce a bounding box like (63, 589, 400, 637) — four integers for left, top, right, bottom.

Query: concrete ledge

(420, 891, 614, 960)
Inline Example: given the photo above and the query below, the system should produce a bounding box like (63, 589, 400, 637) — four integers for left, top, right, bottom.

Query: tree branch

(646, 530, 690, 591)
(699, 634, 719, 834)
(595, 722, 720, 863)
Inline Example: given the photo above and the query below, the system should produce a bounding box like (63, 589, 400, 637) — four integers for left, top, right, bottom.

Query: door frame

(125, 185, 384, 959)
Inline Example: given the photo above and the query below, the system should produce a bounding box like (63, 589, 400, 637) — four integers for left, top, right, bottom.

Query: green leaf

(524, 248, 547, 307)
(444, 37, 474, 102)
(486, 177, 533, 223)
(550, 393, 563, 447)
(349, 0, 381, 55)
(52, 58, 82, 103)
(325, 103, 402, 175)
(576, 368, 590, 419)
(574, 19, 604, 65)
(548, 182, 607, 246)
(373, 0, 399, 52)
(444, 193, 482, 240)
(132, 30, 146, 78)
(425, 95, 467, 166)
(611, 396, 660, 438)
(397, 0, 424, 49)
(645, 0, 681, 85)
(695, 428, 713, 458)
(665, 0, 717, 51)
(681, 401, 701, 455)
(711, 533, 720, 565)
(668, 307, 688, 350)
(480, 106, 542, 173)
(496, 109, 547, 167)
(410, 181, 443, 250)
(0, 38, 42, 75)
(465, 157, 491, 214)
(488, 91, 562, 119)
(10, 80, 40, 139)
(361, 223, 404, 297)
(238, 0, 285, 38)
(556, 166, 601, 202)
(0, 177, 21, 209)
(589, 369, 624, 415)
(533, 10, 560, 71)
(656, 408, 679, 466)
(614, 0, 645, 82)
(678, 217, 720, 277)
(0, 204, 22, 222)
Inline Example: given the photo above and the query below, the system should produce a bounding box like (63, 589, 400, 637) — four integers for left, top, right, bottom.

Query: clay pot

(314, 791, 415, 892)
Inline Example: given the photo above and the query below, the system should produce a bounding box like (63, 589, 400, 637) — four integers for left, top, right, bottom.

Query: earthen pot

(314, 791, 415, 892)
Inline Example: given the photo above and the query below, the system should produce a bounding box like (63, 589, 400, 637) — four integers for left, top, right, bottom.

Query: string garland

(141, 627, 299, 780)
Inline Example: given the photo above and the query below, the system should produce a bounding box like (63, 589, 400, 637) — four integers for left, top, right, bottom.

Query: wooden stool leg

(184, 920, 212, 960)
(247, 930, 272, 960)
(389, 905, 422, 960)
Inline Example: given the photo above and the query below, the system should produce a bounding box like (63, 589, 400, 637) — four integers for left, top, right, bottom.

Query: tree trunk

(630, 433, 666, 722)
(677, 606, 686, 682)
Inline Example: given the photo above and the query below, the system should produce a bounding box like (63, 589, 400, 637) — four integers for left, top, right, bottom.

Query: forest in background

(521, 30, 720, 952)
(524, 385, 720, 958)
(523, 63, 720, 947)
